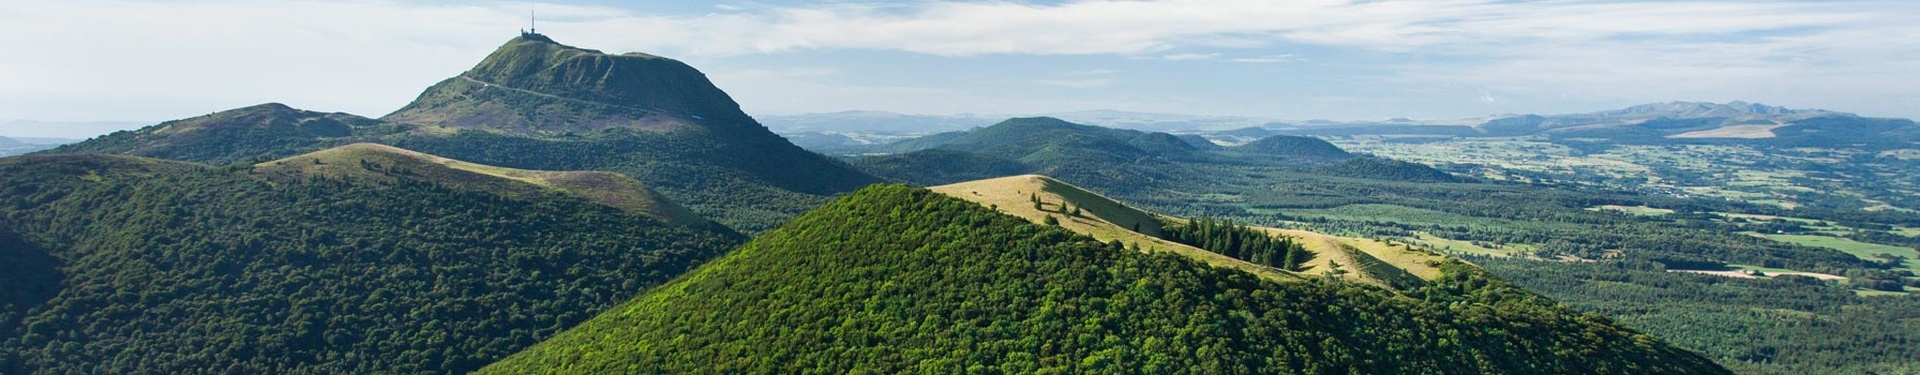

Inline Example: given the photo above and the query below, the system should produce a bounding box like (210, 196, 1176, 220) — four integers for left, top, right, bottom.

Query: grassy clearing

(1854, 288, 1915, 297)
(1666, 124, 1782, 139)
(931, 175, 1298, 282)
(1587, 205, 1675, 216)
(257, 143, 712, 227)
(1415, 233, 1523, 257)
(1763, 234, 1919, 272)
(1288, 204, 1503, 228)
(933, 175, 1454, 286)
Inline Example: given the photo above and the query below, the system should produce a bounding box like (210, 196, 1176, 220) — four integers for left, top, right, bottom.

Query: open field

(1670, 264, 1846, 281)
(1588, 205, 1675, 216)
(1763, 234, 1919, 272)
(1332, 137, 1920, 212)
(1667, 124, 1783, 139)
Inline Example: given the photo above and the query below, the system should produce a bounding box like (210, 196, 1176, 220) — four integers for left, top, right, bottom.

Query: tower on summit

(521, 10, 541, 37)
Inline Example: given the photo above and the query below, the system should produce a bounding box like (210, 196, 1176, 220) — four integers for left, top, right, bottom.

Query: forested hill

(40, 34, 880, 232)
(385, 33, 758, 134)
(45, 103, 407, 164)
(1228, 134, 1355, 161)
(478, 184, 1729, 374)
(0, 153, 741, 374)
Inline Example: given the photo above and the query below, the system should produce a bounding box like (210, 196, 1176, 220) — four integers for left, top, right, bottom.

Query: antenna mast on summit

(530, 10, 537, 34)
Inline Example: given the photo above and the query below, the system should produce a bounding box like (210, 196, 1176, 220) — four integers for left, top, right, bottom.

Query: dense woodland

(1160, 217, 1311, 271)
(1478, 257, 1920, 375)
(480, 185, 1727, 375)
(0, 154, 740, 374)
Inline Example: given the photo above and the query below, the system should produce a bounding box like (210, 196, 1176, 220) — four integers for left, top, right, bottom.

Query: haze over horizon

(4, 0, 1917, 138)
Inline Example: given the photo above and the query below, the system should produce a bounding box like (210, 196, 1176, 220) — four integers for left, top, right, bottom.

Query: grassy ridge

(255, 143, 715, 228)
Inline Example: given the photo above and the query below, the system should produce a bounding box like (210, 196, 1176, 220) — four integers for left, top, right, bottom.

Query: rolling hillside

(0, 152, 740, 374)
(46, 103, 407, 164)
(929, 174, 1447, 289)
(477, 184, 1729, 374)
(255, 143, 717, 229)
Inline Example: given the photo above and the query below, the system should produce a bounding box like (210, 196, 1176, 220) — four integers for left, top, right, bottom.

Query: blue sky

(2, 0, 1917, 137)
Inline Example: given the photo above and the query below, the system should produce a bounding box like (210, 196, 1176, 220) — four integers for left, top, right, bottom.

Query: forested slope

(479, 184, 1728, 374)
(0, 153, 740, 374)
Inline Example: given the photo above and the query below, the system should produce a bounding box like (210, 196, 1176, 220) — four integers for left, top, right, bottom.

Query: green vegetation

(1160, 217, 1311, 271)
(1227, 134, 1354, 161)
(1762, 234, 1919, 273)
(0, 153, 740, 374)
(1589, 205, 1677, 216)
(480, 185, 1727, 374)
(386, 35, 759, 134)
(47, 103, 408, 164)
(1478, 257, 1920, 375)
(390, 128, 874, 232)
(858, 118, 1920, 373)
(1311, 157, 1462, 182)
(44, 35, 881, 232)
(254, 143, 717, 228)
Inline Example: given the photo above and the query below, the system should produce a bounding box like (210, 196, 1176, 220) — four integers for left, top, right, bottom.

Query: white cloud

(1163, 53, 1220, 61)
(1066, 69, 1122, 76)
(1228, 54, 1295, 63)
(1037, 78, 1115, 89)
(1, 0, 1917, 124)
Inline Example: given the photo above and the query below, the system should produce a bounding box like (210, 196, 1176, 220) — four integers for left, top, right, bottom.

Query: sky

(2, 0, 1917, 138)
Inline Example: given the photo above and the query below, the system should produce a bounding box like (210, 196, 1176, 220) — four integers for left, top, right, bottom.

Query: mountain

(476, 184, 1729, 374)
(1314, 157, 1464, 183)
(760, 110, 995, 134)
(45, 34, 879, 232)
(0, 149, 741, 374)
(0, 120, 146, 139)
(0, 136, 35, 157)
(44, 103, 405, 163)
(759, 109, 1274, 136)
(855, 117, 1199, 188)
(387, 33, 751, 135)
(1227, 134, 1356, 161)
(1039, 109, 1277, 132)
(377, 34, 878, 231)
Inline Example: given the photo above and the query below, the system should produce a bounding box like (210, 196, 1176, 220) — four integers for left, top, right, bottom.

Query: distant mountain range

(770, 101, 1920, 150)
(0, 135, 78, 157)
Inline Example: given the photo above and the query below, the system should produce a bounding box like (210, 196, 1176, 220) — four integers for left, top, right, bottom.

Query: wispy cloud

(1163, 53, 1220, 61)
(1037, 78, 1115, 89)
(1, 0, 1917, 124)
(1228, 54, 1296, 63)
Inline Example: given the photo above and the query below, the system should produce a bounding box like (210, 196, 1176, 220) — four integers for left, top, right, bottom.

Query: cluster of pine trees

(1159, 217, 1311, 271)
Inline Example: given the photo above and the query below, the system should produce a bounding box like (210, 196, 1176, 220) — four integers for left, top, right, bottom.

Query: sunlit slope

(931, 174, 1447, 286)
(932, 175, 1297, 282)
(255, 143, 715, 228)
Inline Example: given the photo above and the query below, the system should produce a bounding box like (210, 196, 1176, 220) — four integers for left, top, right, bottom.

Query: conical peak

(385, 35, 762, 134)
